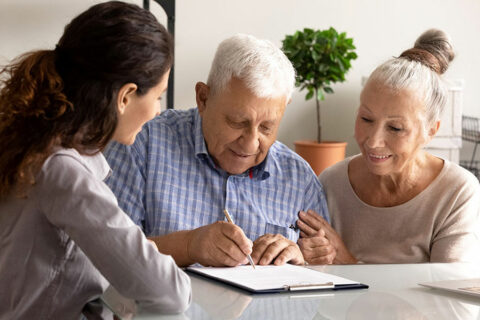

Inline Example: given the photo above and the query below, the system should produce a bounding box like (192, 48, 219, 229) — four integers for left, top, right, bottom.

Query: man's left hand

(251, 234, 304, 266)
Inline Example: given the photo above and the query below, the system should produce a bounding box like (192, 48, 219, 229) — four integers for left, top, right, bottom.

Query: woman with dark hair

(297, 29, 480, 265)
(0, 1, 191, 318)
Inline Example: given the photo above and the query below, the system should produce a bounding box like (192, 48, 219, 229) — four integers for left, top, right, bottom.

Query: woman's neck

(349, 152, 444, 207)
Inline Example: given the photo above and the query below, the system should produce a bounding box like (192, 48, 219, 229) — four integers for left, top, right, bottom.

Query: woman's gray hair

(366, 29, 455, 131)
(207, 34, 295, 100)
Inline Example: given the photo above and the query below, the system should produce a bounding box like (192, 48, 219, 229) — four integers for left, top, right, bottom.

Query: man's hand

(187, 221, 253, 267)
(251, 234, 304, 266)
(297, 210, 357, 264)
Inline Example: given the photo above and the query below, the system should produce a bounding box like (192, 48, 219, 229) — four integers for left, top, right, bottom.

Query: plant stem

(315, 88, 322, 143)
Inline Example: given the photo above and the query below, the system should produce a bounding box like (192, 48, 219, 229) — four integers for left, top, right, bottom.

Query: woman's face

(113, 69, 170, 145)
(355, 80, 430, 176)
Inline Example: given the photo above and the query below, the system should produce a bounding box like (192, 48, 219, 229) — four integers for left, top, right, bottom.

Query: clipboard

(187, 264, 368, 293)
(419, 278, 480, 298)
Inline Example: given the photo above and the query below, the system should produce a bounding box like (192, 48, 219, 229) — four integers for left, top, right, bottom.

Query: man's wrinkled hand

(187, 221, 253, 267)
(251, 233, 304, 266)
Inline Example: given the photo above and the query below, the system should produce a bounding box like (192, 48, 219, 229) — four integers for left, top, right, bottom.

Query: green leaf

(281, 26, 357, 112)
(305, 90, 314, 100)
(324, 86, 334, 94)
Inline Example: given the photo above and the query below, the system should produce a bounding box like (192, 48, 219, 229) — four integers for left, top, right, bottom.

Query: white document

(187, 264, 366, 293)
(419, 278, 480, 298)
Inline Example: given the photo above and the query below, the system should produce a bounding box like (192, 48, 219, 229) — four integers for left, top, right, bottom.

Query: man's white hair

(207, 34, 295, 100)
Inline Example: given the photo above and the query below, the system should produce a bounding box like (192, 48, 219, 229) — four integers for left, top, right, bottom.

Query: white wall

(2, 0, 480, 160)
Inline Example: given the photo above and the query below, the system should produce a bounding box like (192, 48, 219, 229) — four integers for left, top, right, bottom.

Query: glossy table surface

(103, 263, 480, 320)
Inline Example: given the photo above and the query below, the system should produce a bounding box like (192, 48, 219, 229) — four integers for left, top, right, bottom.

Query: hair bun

(400, 29, 454, 74)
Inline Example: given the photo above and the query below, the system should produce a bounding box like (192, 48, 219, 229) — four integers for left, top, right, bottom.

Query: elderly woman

(297, 29, 480, 264)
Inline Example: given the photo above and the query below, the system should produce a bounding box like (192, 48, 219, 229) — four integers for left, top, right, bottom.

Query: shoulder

(39, 149, 101, 189)
(421, 159, 480, 217)
(268, 141, 314, 173)
(267, 142, 324, 191)
(43, 149, 93, 175)
(438, 160, 479, 192)
(140, 108, 197, 149)
(318, 156, 352, 185)
(106, 108, 197, 160)
(145, 108, 196, 133)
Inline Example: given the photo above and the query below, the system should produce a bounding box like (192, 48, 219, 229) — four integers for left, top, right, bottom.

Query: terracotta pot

(294, 140, 347, 175)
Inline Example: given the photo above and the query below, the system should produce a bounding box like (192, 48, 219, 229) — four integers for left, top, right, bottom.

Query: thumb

(315, 228, 326, 238)
(321, 223, 339, 242)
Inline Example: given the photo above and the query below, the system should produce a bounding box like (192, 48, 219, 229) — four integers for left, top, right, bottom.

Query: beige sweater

(319, 155, 480, 264)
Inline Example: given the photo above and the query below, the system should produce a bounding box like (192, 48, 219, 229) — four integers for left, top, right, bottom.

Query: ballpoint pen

(223, 209, 256, 269)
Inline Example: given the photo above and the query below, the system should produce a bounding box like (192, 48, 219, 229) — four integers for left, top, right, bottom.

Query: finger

(209, 247, 246, 267)
(307, 253, 336, 265)
(304, 214, 339, 241)
(298, 210, 324, 230)
(220, 222, 253, 255)
(319, 224, 338, 241)
(296, 219, 319, 237)
(300, 244, 335, 259)
(251, 234, 276, 263)
(257, 237, 293, 265)
(298, 236, 336, 264)
(273, 244, 304, 266)
(306, 210, 334, 232)
(253, 234, 285, 265)
(215, 234, 250, 264)
(297, 236, 329, 249)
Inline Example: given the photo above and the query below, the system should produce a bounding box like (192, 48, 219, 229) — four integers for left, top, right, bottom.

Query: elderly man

(104, 34, 330, 267)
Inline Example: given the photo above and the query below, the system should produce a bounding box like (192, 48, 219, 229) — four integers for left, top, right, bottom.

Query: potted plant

(282, 27, 357, 174)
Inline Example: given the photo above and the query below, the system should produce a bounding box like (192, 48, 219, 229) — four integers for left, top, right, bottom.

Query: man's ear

(195, 82, 210, 114)
(117, 83, 138, 115)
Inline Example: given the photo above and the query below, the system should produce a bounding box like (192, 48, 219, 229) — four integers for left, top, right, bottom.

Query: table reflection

(103, 263, 480, 320)
(185, 273, 323, 320)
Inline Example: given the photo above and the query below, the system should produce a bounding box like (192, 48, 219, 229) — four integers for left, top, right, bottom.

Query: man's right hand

(187, 221, 253, 267)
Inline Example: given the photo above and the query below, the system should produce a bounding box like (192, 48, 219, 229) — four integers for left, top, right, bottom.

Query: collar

(193, 110, 209, 158)
(192, 109, 271, 181)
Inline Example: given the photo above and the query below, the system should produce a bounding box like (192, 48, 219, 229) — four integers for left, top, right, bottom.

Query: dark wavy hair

(0, 1, 173, 198)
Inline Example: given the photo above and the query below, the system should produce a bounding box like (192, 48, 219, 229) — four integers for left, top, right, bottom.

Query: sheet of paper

(188, 264, 359, 292)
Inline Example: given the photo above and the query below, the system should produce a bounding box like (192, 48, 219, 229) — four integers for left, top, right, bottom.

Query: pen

(223, 209, 256, 269)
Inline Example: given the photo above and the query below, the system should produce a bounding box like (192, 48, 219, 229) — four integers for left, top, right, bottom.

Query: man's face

(196, 78, 287, 175)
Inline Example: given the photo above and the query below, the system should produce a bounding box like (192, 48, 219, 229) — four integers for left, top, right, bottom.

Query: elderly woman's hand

(297, 210, 358, 264)
(297, 228, 336, 265)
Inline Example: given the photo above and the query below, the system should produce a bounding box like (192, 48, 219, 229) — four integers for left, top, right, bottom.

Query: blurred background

(2, 0, 479, 166)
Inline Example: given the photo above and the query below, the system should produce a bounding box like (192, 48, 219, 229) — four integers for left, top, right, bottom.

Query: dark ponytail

(0, 50, 72, 198)
(0, 1, 173, 199)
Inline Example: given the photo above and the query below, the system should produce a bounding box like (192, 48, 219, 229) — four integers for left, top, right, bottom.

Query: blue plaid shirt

(104, 108, 329, 243)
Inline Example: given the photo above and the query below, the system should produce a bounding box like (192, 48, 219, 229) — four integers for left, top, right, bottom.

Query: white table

(103, 263, 480, 320)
